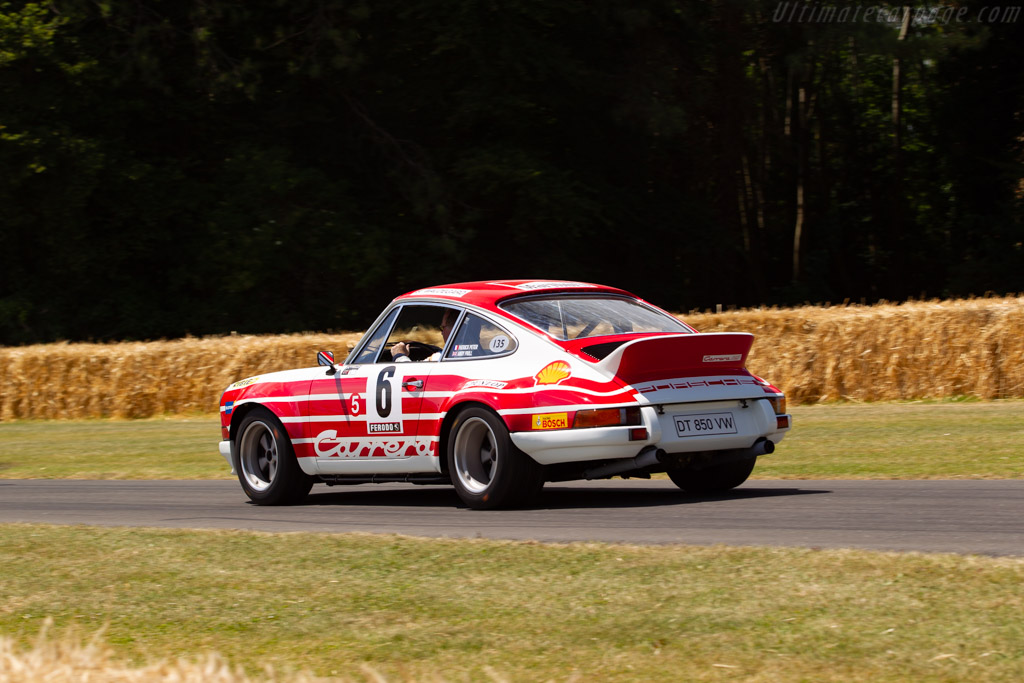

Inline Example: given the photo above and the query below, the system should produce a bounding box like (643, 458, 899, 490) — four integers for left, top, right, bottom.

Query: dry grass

(1, 297, 1022, 420)
(686, 296, 1024, 403)
(0, 620, 337, 683)
(0, 332, 362, 420)
(4, 526, 1024, 681)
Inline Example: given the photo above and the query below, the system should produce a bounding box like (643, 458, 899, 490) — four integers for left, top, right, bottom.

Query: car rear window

(501, 296, 691, 341)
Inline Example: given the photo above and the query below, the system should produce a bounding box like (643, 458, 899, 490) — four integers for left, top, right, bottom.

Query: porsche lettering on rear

(218, 280, 791, 509)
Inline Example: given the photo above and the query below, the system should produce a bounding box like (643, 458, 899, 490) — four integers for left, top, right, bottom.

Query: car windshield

(501, 296, 691, 341)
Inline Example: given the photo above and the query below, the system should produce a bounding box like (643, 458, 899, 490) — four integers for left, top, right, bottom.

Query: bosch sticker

(533, 413, 569, 430)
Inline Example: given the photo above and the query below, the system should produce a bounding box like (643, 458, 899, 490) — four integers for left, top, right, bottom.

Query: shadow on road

(531, 485, 830, 510)
(298, 483, 831, 510)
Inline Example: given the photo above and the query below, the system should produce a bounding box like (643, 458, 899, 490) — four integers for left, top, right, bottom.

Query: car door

(307, 304, 458, 473)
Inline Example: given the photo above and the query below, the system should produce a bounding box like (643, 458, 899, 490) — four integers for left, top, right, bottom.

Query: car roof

(394, 280, 636, 310)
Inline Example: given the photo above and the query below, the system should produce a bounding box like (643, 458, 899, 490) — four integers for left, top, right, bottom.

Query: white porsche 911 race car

(218, 280, 791, 509)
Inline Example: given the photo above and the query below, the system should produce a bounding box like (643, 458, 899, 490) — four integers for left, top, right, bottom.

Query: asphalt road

(1, 479, 1021, 556)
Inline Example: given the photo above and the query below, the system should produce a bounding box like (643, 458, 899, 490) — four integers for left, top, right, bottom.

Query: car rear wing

(594, 333, 755, 385)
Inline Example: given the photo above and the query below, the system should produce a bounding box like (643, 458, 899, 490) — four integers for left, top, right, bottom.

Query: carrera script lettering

(313, 430, 430, 458)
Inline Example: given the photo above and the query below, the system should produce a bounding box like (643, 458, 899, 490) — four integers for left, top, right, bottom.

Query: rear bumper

(510, 399, 790, 466)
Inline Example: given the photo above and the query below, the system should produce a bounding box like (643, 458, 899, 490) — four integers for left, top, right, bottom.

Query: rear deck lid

(594, 333, 754, 385)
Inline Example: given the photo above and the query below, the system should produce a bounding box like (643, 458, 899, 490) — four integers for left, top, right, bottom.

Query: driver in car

(392, 308, 456, 362)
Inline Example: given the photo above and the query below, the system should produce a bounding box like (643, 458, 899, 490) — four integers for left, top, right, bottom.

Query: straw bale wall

(1, 297, 1022, 420)
(686, 296, 1024, 403)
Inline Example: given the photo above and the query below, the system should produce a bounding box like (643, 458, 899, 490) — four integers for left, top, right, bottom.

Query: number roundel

(376, 366, 395, 418)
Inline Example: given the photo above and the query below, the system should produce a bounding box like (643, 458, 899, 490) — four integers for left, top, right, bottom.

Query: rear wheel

(447, 407, 543, 509)
(667, 456, 756, 494)
(236, 407, 314, 505)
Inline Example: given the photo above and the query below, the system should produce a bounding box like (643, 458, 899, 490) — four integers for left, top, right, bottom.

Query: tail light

(572, 406, 642, 429)
(767, 395, 787, 415)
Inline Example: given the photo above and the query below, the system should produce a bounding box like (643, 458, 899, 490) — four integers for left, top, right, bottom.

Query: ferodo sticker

(228, 377, 259, 390)
(534, 360, 571, 386)
(533, 413, 569, 430)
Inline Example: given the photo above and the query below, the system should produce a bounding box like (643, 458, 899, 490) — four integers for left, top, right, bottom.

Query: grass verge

(0, 400, 1021, 480)
(0, 416, 228, 480)
(756, 399, 1024, 479)
(1, 524, 1022, 681)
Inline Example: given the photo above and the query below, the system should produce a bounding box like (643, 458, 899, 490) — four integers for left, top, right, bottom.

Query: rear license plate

(673, 412, 738, 437)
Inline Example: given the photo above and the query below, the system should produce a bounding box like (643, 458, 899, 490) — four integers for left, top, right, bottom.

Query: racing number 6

(376, 366, 396, 417)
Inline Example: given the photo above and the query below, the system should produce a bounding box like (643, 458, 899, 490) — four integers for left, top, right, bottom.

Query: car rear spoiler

(594, 333, 755, 385)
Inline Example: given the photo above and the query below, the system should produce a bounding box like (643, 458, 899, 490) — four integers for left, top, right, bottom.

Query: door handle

(403, 378, 424, 390)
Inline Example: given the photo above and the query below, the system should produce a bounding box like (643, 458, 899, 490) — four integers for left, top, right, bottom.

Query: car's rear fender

(435, 399, 545, 474)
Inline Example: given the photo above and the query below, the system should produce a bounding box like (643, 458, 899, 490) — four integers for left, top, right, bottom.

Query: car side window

(350, 308, 401, 364)
(382, 304, 461, 362)
(445, 313, 518, 360)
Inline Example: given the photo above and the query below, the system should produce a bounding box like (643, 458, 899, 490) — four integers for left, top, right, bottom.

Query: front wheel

(236, 407, 314, 505)
(447, 407, 543, 509)
(667, 456, 756, 494)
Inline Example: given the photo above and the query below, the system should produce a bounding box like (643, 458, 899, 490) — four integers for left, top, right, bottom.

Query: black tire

(447, 407, 544, 509)
(667, 456, 756, 494)
(235, 407, 314, 505)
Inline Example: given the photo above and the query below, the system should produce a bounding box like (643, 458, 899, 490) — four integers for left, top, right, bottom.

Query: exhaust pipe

(583, 446, 662, 480)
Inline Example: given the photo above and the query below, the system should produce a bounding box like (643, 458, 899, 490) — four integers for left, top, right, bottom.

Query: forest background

(1, 0, 1022, 345)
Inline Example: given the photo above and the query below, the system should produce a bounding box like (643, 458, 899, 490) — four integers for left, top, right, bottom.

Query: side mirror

(317, 350, 337, 375)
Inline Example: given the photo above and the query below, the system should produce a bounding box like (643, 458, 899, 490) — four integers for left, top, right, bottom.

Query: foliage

(1, 1, 1022, 343)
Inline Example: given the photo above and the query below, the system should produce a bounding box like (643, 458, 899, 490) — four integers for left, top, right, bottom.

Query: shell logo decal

(534, 360, 571, 386)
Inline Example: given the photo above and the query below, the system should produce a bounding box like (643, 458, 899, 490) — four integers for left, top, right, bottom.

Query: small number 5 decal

(350, 393, 361, 415)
